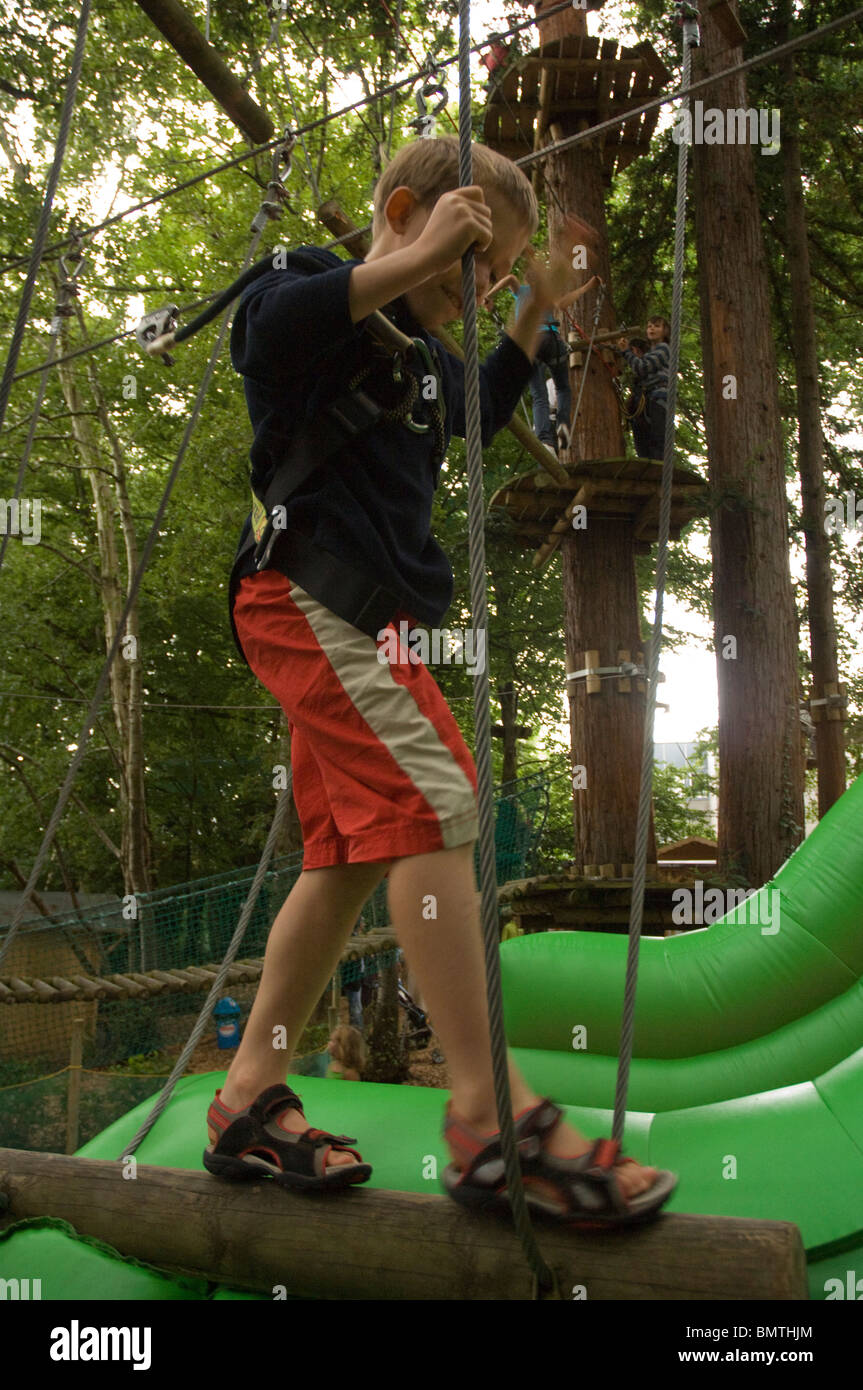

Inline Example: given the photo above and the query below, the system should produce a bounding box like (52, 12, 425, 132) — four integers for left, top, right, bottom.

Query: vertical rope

(118, 775, 295, 1159)
(611, 6, 696, 1143)
(386, 0, 405, 157)
(0, 0, 91, 440)
(457, 0, 555, 1297)
(567, 279, 605, 436)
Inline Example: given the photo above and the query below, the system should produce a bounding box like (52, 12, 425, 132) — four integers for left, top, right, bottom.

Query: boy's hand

(617, 336, 629, 350)
(413, 186, 493, 277)
(522, 244, 572, 316)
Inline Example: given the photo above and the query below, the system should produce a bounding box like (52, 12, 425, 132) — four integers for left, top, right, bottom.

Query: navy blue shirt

(229, 246, 534, 632)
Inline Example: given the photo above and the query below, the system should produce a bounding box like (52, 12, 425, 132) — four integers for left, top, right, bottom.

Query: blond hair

(372, 136, 538, 241)
(330, 1024, 367, 1075)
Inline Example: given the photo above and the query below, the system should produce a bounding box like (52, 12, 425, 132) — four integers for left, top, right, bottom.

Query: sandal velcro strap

(513, 1098, 564, 1144)
(250, 1083, 305, 1125)
(304, 1128, 358, 1148)
(586, 1137, 620, 1172)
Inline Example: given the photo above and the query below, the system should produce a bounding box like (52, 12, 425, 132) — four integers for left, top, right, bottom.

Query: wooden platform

(0, 1148, 809, 1300)
(499, 870, 716, 934)
(489, 456, 707, 561)
(484, 34, 670, 182)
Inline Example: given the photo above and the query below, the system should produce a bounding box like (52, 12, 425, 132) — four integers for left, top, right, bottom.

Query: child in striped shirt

(617, 315, 671, 460)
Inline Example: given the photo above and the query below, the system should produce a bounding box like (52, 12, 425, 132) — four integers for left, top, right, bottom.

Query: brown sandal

(203, 1083, 372, 1191)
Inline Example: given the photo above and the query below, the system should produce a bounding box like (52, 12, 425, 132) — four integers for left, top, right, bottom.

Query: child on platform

(485, 264, 600, 456)
(617, 316, 671, 460)
(204, 136, 675, 1225)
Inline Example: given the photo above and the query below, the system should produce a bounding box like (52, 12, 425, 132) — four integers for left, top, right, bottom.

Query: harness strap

(252, 386, 383, 567)
(228, 379, 408, 666)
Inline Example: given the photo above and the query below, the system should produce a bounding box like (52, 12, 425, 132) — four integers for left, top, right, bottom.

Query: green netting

(0, 771, 548, 1152)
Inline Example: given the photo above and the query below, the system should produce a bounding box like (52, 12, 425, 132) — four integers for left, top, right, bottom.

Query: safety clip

(409, 52, 448, 138)
(135, 305, 179, 366)
(55, 232, 88, 319)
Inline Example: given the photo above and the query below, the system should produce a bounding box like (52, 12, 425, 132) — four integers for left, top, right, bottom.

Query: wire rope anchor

(566, 661, 651, 683)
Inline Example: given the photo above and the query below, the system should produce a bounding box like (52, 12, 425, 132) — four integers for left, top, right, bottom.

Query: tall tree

(533, 0, 658, 874)
(776, 0, 846, 813)
(692, 0, 805, 881)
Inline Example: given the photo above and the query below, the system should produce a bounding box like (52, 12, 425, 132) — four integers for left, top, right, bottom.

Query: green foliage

(105, 1049, 168, 1076)
(651, 760, 714, 846)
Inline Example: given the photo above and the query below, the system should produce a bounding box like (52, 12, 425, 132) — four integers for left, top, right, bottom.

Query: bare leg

(212, 858, 391, 1166)
(387, 842, 658, 1199)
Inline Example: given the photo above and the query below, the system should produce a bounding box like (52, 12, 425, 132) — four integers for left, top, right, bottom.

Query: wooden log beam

(134, 0, 274, 145)
(0, 1149, 809, 1301)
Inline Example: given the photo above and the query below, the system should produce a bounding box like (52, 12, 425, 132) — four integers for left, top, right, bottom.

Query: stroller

(397, 981, 435, 1052)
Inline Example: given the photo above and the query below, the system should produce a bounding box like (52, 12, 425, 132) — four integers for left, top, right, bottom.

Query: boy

(617, 316, 671, 461)
(207, 138, 675, 1223)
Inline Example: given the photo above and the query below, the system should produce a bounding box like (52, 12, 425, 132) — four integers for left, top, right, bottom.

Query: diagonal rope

(567, 279, 604, 437)
(0, 150, 284, 974)
(0, 236, 90, 579)
(611, 4, 696, 1145)
(6, 225, 370, 391)
(268, 2, 323, 205)
(457, 0, 556, 1299)
(384, 0, 405, 157)
(1, 6, 857, 282)
(0, 0, 92, 439)
(0, 0, 588, 278)
(118, 773, 295, 1159)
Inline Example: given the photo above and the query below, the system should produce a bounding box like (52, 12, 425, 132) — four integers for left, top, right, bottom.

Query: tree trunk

(778, 12, 845, 815)
(56, 325, 154, 950)
(563, 520, 655, 871)
(497, 682, 520, 784)
(534, 0, 656, 873)
(73, 303, 155, 904)
(363, 959, 407, 1084)
(692, 3, 805, 883)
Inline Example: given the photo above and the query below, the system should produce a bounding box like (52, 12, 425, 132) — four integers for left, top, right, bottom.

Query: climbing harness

(227, 315, 447, 666)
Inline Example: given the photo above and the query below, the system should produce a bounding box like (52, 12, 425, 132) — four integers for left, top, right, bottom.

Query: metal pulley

(134, 305, 179, 365)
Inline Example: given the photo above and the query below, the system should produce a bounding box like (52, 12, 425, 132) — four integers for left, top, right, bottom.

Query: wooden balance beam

(0, 1148, 808, 1301)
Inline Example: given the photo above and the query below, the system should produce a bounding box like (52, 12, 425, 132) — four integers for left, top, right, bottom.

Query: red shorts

(232, 569, 479, 870)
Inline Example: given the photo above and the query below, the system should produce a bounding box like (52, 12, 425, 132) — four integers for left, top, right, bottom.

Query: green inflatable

(3, 773, 862, 1300)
